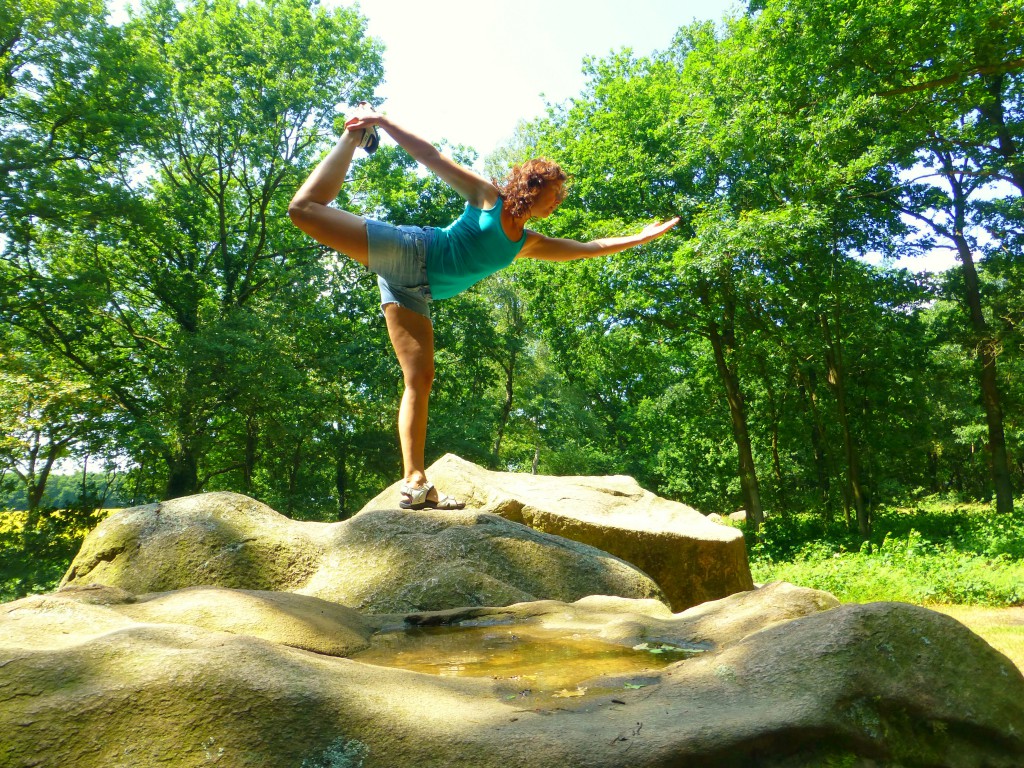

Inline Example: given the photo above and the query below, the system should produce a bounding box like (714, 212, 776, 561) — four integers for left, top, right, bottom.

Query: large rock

(60, 492, 665, 612)
(0, 583, 375, 658)
(2, 582, 1022, 767)
(363, 454, 753, 610)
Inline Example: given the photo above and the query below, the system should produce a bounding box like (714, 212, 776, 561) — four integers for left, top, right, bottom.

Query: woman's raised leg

(288, 130, 371, 265)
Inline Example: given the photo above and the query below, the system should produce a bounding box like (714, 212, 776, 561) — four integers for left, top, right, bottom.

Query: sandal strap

(400, 481, 433, 505)
(431, 493, 464, 510)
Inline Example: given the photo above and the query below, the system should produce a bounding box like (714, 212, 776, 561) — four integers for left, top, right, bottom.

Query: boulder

(0, 584, 374, 658)
(362, 454, 753, 610)
(60, 492, 666, 613)
(2, 582, 1022, 767)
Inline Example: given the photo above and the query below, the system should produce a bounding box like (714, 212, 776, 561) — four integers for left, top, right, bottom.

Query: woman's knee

(403, 360, 435, 394)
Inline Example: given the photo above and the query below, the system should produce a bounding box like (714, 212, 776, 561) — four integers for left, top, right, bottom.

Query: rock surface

(2, 582, 1023, 768)
(60, 492, 666, 612)
(363, 454, 753, 610)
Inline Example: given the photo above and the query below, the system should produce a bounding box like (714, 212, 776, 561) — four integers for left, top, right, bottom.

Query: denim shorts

(366, 219, 433, 320)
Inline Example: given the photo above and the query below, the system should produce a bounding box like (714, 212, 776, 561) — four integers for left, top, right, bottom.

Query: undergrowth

(0, 505, 109, 602)
(744, 497, 1024, 606)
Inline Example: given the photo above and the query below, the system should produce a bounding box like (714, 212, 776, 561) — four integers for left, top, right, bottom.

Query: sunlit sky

(336, 0, 739, 157)
(112, 0, 740, 157)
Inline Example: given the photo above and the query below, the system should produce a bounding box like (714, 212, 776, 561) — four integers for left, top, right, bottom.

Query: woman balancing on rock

(288, 103, 678, 511)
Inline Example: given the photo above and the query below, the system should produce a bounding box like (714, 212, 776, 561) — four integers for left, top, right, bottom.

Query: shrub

(745, 498, 1024, 607)
(0, 503, 109, 602)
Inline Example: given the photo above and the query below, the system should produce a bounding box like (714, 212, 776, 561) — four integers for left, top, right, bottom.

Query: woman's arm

(517, 217, 680, 262)
(347, 109, 498, 209)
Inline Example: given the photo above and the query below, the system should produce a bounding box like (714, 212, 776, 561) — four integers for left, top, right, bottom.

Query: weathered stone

(1, 584, 374, 657)
(393, 580, 839, 650)
(362, 454, 753, 610)
(2, 582, 1022, 768)
(118, 586, 375, 656)
(61, 492, 666, 613)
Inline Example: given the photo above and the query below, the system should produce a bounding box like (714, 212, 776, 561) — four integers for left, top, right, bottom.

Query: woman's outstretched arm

(347, 107, 498, 209)
(517, 217, 680, 262)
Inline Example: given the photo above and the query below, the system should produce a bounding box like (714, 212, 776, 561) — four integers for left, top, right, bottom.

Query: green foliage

(2, 0, 1022, 532)
(748, 500, 1024, 606)
(1, 0, 390, 514)
(0, 505, 109, 601)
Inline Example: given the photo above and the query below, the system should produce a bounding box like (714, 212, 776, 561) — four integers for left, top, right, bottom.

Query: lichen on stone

(301, 737, 368, 768)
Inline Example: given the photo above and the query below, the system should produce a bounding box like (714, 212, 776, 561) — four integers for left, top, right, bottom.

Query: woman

(288, 103, 678, 510)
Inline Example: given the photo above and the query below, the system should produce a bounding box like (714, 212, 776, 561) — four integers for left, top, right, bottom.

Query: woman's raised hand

(344, 102, 381, 131)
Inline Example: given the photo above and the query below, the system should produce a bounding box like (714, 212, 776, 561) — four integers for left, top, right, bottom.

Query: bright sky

(108, 0, 739, 156)
(332, 0, 739, 159)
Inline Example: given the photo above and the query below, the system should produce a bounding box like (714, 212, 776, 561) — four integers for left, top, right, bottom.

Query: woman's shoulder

(478, 195, 507, 214)
(465, 183, 500, 211)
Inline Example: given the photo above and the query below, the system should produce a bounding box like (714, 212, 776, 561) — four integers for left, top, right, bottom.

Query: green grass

(930, 605, 1024, 673)
(745, 498, 1024, 607)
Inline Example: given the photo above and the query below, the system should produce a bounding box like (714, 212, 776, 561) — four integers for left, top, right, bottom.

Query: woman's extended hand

(637, 217, 681, 243)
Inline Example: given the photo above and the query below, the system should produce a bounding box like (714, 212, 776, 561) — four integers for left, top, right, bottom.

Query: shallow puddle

(352, 622, 704, 697)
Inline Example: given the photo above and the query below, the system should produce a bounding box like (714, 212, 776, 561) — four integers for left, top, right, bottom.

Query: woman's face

(530, 183, 564, 219)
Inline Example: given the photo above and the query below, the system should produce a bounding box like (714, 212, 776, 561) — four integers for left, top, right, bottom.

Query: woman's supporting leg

(288, 130, 371, 265)
(384, 303, 435, 491)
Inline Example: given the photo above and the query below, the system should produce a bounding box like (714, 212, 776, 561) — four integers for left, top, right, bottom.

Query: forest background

(2, 0, 1023, 583)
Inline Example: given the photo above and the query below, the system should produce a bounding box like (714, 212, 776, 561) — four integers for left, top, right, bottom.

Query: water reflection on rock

(352, 622, 705, 697)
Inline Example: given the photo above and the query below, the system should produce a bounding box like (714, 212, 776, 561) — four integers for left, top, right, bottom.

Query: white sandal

(343, 102, 379, 154)
(399, 481, 465, 510)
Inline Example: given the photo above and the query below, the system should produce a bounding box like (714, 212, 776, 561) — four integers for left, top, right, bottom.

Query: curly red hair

(495, 158, 567, 219)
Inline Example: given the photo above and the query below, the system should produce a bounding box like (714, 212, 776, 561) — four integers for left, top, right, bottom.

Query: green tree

(1, 0, 157, 236)
(0, 340, 108, 520)
(747, 0, 1023, 513)
(2, 0, 384, 504)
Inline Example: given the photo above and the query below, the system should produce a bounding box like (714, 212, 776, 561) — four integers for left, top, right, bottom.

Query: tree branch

(877, 57, 1024, 97)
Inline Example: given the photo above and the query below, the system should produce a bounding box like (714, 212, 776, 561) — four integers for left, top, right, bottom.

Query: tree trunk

(706, 322, 764, 531)
(335, 438, 349, 521)
(820, 312, 870, 536)
(951, 227, 1014, 514)
(771, 421, 783, 483)
(768, 395, 787, 513)
(243, 415, 258, 494)
(697, 275, 764, 531)
(762, 375, 786, 511)
(797, 367, 832, 518)
(905, 151, 1015, 513)
(492, 354, 516, 465)
(286, 440, 303, 518)
(23, 432, 71, 527)
(980, 74, 1024, 194)
(164, 447, 199, 500)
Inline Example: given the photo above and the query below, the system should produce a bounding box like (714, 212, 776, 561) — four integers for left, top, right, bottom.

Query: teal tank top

(425, 197, 527, 300)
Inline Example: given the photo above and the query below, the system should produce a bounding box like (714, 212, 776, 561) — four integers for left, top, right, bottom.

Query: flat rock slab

(2, 583, 1022, 767)
(363, 454, 753, 610)
(61, 492, 665, 613)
